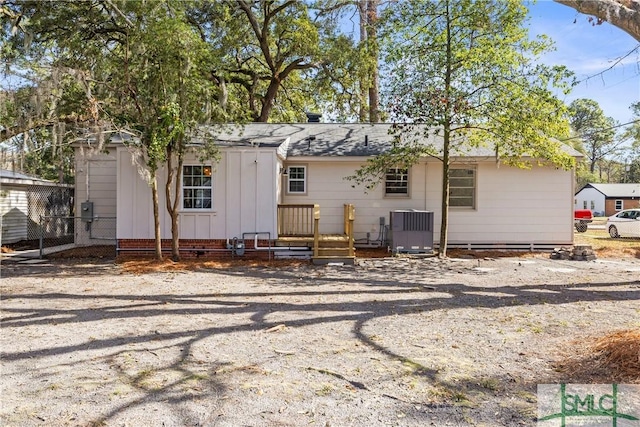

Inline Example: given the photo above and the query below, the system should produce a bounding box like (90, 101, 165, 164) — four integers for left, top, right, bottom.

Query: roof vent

(305, 112, 321, 123)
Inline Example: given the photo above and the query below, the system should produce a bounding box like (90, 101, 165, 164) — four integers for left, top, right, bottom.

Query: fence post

(39, 215, 44, 259)
(313, 204, 320, 258)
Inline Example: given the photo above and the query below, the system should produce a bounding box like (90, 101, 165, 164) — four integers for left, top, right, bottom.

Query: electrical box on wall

(81, 201, 94, 222)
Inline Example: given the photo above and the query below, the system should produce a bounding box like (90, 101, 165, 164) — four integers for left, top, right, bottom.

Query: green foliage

(373, 0, 575, 172)
(568, 98, 618, 174)
(347, 0, 576, 256)
(623, 102, 640, 157)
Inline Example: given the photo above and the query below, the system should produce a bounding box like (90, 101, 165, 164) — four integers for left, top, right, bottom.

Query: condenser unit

(389, 210, 434, 254)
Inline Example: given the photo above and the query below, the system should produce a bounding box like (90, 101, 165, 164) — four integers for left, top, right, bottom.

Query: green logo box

(538, 384, 640, 427)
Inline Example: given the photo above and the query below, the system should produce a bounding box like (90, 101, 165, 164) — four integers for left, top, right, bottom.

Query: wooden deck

(277, 204, 355, 264)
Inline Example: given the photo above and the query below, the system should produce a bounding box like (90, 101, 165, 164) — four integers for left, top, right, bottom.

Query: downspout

(85, 160, 91, 201)
(255, 149, 259, 233)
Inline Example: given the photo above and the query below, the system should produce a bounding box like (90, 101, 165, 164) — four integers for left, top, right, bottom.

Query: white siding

(0, 188, 28, 244)
(283, 159, 574, 246)
(116, 147, 279, 240)
(116, 148, 153, 239)
(75, 150, 117, 216)
(282, 159, 427, 238)
(436, 163, 574, 245)
(574, 187, 605, 216)
(75, 149, 118, 245)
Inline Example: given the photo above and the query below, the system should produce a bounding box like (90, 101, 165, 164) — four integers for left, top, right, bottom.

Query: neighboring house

(74, 123, 582, 257)
(574, 183, 640, 217)
(0, 169, 74, 245)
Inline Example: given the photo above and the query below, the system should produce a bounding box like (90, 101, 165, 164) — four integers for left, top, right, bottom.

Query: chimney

(305, 112, 321, 123)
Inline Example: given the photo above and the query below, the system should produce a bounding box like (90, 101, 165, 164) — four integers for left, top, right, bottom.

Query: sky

(526, 1, 640, 125)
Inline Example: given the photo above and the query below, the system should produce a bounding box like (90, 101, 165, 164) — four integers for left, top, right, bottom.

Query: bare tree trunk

(554, 0, 640, 41)
(151, 174, 163, 261)
(439, 142, 450, 258)
(258, 77, 281, 122)
(165, 151, 182, 261)
(358, 1, 368, 122)
(439, 0, 453, 258)
(367, 0, 380, 123)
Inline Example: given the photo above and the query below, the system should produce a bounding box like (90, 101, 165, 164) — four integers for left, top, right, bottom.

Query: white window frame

(450, 166, 476, 209)
(286, 165, 307, 194)
(182, 164, 213, 210)
(385, 167, 409, 196)
(614, 199, 623, 211)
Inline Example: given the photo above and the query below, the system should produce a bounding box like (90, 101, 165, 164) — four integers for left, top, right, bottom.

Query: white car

(607, 208, 640, 238)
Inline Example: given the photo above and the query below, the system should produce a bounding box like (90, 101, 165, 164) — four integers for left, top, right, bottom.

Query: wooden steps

(313, 234, 355, 264)
(276, 204, 356, 264)
(276, 234, 355, 264)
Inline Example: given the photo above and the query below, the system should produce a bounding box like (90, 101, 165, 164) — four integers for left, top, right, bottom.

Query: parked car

(606, 208, 640, 238)
(574, 209, 593, 233)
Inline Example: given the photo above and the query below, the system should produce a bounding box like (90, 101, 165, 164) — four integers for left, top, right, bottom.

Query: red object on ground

(574, 209, 593, 232)
(574, 209, 593, 221)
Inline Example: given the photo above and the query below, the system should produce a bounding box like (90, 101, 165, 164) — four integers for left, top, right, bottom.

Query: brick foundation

(117, 239, 275, 260)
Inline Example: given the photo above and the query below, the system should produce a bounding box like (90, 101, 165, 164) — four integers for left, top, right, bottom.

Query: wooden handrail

(277, 204, 316, 236)
(344, 204, 355, 257)
(313, 204, 320, 258)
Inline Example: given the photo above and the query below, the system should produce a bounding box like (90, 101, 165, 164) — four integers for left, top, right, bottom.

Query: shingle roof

(105, 123, 582, 159)
(584, 183, 640, 198)
(201, 123, 582, 159)
(0, 168, 69, 187)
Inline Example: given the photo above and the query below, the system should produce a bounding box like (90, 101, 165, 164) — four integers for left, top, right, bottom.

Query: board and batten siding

(117, 147, 279, 240)
(282, 159, 574, 246)
(0, 188, 29, 244)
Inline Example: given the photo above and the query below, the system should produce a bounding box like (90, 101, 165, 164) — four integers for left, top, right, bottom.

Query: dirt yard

(1, 252, 639, 426)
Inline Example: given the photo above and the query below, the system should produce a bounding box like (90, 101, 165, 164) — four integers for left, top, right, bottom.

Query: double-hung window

(287, 166, 306, 194)
(450, 167, 476, 208)
(183, 165, 212, 209)
(385, 167, 409, 195)
(615, 199, 623, 211)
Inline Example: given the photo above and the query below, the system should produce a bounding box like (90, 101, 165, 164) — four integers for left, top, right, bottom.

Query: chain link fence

(39, 216, 117, 258)
(27, 184, 74, 239)
(2, 184, 73, 250)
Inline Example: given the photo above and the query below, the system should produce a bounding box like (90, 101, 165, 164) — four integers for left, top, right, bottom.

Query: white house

(575, 183, 640, 217)
(74, 123, 581, 258)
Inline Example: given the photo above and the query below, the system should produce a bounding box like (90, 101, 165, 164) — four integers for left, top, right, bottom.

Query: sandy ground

(1, 254, 639, 426)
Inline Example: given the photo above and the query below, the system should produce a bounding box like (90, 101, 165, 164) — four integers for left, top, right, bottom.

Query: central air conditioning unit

(389, 210, 434, 254)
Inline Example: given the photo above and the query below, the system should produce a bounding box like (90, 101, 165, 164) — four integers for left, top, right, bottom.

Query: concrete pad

(18, 259, 49, 264)
(1, 257, 28, 262)
(545, 267, 576, 273)
(473, 267, 496, 272)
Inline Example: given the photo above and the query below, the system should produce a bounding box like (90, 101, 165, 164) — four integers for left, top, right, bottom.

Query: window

(385, 167, 409, 195)
(590, 201, 595, 210)
(183, 165, 212, 209)
(287, 166, 306, 194)
(583, 201, 587, 209)
(450, 167, 476, 208)
(615, 200, 623, 211)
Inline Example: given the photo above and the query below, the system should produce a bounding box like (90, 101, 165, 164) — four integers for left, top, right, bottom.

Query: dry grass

(117, 256, 309, 274)
(574, 229, 640, 259)
(1, 246, 15, 254)
(554, 329, 640, 384)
